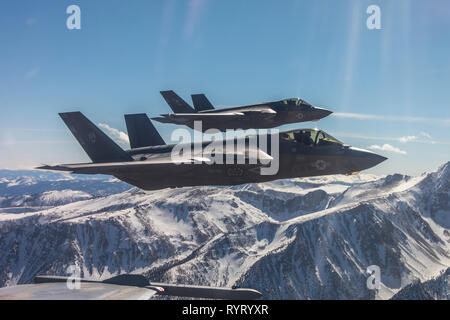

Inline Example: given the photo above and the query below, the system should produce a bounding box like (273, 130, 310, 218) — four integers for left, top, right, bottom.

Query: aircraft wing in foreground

(0, 274, 262, 300)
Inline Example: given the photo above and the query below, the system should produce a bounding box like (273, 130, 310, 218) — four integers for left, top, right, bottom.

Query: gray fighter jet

(37, 112, 387, 191)
(152, 91, 332, 131)
(0, 274, 262, 300)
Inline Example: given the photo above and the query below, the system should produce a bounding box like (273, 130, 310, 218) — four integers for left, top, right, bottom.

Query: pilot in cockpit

(294, 131, 314, 146)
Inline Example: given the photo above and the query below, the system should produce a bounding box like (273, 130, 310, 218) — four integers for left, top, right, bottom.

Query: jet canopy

(280, 129, 343, 147)
(279, 98, 312, 107)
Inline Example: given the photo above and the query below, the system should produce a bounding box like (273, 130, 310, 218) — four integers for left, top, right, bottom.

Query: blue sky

(0, 0, 449, 176)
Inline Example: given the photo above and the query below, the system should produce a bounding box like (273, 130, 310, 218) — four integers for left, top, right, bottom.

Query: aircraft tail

(191, 94, 214, 111)
(124, 113, 165, 149)
(59, 112, 133, 163)
(160, 90, 195, 113)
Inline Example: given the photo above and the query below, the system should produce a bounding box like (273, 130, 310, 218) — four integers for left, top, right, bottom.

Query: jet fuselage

(113, 128, 386, 190)
(38, 112, 386, 192)
(154, 98, 333, 131)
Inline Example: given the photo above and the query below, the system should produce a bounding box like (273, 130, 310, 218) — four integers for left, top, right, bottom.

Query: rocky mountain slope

(0, 163, 448, 299)
(391, 267, 449, 300)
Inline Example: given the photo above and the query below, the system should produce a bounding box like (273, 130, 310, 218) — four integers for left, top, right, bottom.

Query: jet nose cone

(373, 153, 388, 165)
(314, 107, 333, 120)
(366, 153, 388, 169)
(348, 147, 387, 171)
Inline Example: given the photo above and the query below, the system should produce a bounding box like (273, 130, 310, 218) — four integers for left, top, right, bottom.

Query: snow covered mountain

(0, 163, 448, 299)
(0, 170, 132, 212)
(390, 267, 449, 300)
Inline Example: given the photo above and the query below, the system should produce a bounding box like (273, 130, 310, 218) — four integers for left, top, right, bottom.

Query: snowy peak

(391, 267, 450, 300)
(0, 170, 132, 213)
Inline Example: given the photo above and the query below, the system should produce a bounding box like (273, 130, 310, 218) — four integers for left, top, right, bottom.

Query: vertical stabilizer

(125, 113, 165, 148)
(191, 94, 214, 111)
(59, 112, 132, 163)
(160, 90, 195, 113)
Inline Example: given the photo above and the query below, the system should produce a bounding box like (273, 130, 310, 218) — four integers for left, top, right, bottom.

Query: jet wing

(37, 148, 273, 174)
(0, 282, 157, 300)
(152, 106, 278, 124)
(152, 112, 246, 124)
(0, 274, 262, 300)
(37, 158, 210, 175)
(241, 107, 277, 115)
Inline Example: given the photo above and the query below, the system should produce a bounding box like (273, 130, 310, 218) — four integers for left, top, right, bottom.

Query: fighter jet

(0, 274, 262, 300)
(151, 90, 333, 131)
(37, 112, 387, 191)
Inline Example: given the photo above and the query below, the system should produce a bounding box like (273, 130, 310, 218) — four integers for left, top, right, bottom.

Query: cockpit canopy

(279, 98, 312, 107)
(280, 129, 343, 147)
